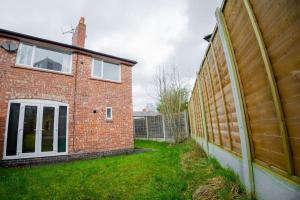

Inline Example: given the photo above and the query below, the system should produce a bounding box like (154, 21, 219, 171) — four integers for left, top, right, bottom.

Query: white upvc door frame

(17, 102, 41, 158)
(38, 104, 58, 156)
(3, 99, 68, 160)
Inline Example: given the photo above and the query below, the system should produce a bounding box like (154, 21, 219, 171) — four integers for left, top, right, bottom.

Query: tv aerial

(61, 25, 75, 37)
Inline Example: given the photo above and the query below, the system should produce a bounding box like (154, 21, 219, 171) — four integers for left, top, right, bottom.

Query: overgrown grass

(0, 140, 248, 200)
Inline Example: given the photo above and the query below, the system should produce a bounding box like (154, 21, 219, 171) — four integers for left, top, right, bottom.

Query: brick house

(0, 17, 137, 165)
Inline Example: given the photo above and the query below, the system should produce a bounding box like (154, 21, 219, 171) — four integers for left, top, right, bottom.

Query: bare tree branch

(154, 65, 189, 143)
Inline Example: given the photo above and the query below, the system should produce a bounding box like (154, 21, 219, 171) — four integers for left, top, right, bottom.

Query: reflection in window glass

(16, 43, 72, 73)
(58, 106, 67, 152)
(6, 103, 20, 156)
(92, 59, 120, 82)
(33, 47, 71, 73)
(92, 59, 102, 77)
(103, 61, 120, 81)
(106, 107, 112, 119)
(41, 107, 54, 152)
(22, 106, 37, 153)
(17, 44, 33, 66)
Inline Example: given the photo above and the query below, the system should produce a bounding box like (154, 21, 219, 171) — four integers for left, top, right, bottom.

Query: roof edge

(0, 28, 137, 66)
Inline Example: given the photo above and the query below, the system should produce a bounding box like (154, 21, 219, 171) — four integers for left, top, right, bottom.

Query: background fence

(188, 0, 300, 199)
(133, 112, 189, 141)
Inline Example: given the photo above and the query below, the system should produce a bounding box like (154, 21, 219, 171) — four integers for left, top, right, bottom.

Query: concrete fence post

(216, 7, 255, 196)
(162, 115, 166, 141)
(183, 111, 188, 138)
(145, 116, 149, 139)
(191, 99, 197, 139)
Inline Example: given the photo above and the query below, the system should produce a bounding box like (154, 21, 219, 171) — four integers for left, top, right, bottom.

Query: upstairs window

(92, 59, 121, 82)
(16, 43, 72, 74)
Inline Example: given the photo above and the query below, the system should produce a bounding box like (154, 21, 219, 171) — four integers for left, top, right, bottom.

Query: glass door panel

(58, 106, 67, 152)
(41, 107, 55, 152)
(6, 103, 20, 156)
(22, 105, 37, 153)
(5, 100, 68, 158)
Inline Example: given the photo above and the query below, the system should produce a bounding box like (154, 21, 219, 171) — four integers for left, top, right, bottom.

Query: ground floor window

(4, 99, 68, 159)
(106, 107, 112, 120)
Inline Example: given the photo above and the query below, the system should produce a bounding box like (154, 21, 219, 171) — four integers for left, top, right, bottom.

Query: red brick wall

(0, 36, 133, 158)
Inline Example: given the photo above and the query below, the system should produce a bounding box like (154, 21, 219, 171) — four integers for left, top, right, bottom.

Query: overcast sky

(0, 0, 222, 111)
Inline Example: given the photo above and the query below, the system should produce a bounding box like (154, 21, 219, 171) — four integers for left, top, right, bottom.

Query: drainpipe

(73, 53, 80, 152)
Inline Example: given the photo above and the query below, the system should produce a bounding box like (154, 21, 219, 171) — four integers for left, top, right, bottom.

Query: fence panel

(164, 112, 188, 140)
(188, 0, 300, 198)
(250, 0, 300, 179)
(213, 33, 241, 154)
(193, 80, 204, 138)
(133, 117, 147, 138)
(148, 115, 164, 139)
(134, 112, 189, 141)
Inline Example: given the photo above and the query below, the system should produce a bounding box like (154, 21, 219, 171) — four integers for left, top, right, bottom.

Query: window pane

(6, 103, 20, 156)
(22, 106, 37, 153)
(107, 108, 112, 119)
(33, 47, 71, 73)
(93, 59, 102, 77)
(41, 107, 54, 152)
(17, 44, 33, 65)
(103, 62, 120, 81)
(58, 106, 67, 152)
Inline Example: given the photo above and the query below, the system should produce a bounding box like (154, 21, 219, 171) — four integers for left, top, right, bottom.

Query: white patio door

(17, 103, 58, 157)
(4, 99, 68, 159)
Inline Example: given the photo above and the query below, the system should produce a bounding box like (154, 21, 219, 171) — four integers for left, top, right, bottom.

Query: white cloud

(0, 0, 222, 111)
(89, 1, 189, 110)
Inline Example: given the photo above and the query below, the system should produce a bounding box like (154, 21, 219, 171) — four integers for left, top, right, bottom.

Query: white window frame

(16, 42, 73, 74)
(3, 99, 69, 160)
(106, 107, 113, 120)
(91, 58, 121, 82)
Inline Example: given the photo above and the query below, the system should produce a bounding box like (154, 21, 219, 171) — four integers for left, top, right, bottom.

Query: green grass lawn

(0, 140, 248, 200)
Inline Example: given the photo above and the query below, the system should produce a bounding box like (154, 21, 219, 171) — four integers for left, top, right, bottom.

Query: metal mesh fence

(133, 112, 189, 141)
(133, 117, 147, 138)
(164, 112, 187, 139)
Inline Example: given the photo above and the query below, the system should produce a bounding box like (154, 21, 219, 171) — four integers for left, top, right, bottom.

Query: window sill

(106, 119, 113, 122)
(12, 64, 74, 77)
(3, 152, 68, 160)
(90, 77, 121, 84)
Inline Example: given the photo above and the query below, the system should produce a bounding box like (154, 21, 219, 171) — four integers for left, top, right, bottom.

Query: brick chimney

(72, 17, 86, 48)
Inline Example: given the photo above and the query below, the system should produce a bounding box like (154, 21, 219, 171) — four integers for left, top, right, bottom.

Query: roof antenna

(62, 24, 75, 36)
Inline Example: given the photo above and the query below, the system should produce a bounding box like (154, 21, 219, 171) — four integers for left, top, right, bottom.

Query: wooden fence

(188, 0, 300, 198)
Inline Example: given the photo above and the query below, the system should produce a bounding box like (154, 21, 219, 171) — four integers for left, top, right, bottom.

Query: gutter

(0, 28, 137, 66)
